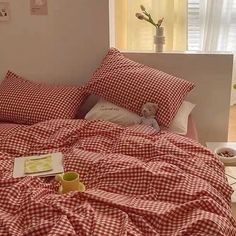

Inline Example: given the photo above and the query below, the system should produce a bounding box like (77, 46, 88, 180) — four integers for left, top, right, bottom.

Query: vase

(153, 27, 165, 52)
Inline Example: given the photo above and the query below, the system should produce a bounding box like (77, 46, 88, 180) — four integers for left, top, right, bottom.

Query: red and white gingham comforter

(0, 119, 235, 236)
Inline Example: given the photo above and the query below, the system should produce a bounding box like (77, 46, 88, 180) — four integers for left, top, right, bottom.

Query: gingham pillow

(86, 48, 195, 127)
(0, 71, 86, 125)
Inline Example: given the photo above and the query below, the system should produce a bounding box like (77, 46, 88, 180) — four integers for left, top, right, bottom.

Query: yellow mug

(55, 171, 85, 194)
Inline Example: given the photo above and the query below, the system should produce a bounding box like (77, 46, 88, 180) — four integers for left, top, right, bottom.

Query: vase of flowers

(154, 26, 165, 52)
(136, 5, 165, 52)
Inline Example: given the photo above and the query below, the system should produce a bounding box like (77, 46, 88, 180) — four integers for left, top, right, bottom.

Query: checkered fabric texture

(0, 123, 26, 139)
(0, 119, 235, 235)
(0, 71, 86, 125)
(86, 48, 195, 127)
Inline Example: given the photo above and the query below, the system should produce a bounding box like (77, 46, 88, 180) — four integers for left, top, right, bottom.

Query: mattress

(185, 115, 199, 141)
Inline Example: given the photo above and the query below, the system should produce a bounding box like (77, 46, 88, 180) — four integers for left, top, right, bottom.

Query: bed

(0, 119, 235, 235)
(0, 49, 235, 235)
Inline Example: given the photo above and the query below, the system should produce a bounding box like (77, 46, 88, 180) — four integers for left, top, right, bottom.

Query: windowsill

(119, 49, 234, 55)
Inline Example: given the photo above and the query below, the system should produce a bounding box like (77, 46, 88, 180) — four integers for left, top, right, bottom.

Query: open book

(13, 152, 64, 178)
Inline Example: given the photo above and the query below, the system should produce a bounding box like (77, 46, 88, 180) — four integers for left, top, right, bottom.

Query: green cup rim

(63, 172, 79, 181)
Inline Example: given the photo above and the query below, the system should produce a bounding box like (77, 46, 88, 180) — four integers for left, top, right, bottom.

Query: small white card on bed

(13, 152, 64, 178)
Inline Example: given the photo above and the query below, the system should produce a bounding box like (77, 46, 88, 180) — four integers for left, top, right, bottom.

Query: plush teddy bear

(140, 102, 160, 131)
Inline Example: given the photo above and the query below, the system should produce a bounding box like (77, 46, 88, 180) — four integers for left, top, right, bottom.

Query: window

(188, 0, 236, 51)
(112, 0, 187, 52)
(112, 0, 236, 52)
(187, 0, 201, 50)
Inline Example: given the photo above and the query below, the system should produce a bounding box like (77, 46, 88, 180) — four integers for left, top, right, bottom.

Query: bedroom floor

(228, 105, 236, 141)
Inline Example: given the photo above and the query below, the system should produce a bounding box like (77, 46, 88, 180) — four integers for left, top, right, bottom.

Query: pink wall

(0, 0, 109, 85)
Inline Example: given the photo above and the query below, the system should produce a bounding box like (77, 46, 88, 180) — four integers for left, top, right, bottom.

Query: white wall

(0, 0, 109, 85)
(230, 57, 236, 105)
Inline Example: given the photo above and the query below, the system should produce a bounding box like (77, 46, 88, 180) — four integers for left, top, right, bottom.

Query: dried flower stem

(143, 11, 157, 27)
(136, 5, 164, 28)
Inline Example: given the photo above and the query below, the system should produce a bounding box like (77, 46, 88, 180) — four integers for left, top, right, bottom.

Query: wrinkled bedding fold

(0, 119, 235, 235)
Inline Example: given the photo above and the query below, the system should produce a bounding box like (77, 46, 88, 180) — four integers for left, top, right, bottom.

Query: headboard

(124, 52, 233, 145)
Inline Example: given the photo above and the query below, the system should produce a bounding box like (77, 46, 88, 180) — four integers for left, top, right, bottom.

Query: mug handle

(55, 174, 63, 182)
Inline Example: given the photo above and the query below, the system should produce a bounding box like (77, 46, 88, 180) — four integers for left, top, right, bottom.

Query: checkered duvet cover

(0, 119, 235, 236)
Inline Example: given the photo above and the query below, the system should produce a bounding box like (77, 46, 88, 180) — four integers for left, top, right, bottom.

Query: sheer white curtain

(114, 0, 187, 52)
(188, 0, 236, 104)
(127, 0, 153, 51)
(188, 0, 236, 51)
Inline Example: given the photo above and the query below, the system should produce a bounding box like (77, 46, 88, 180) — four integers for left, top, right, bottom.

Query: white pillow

(85, 99, 195, 134)
(85, 99, 141, 126)
(169, 101, 196, 135)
